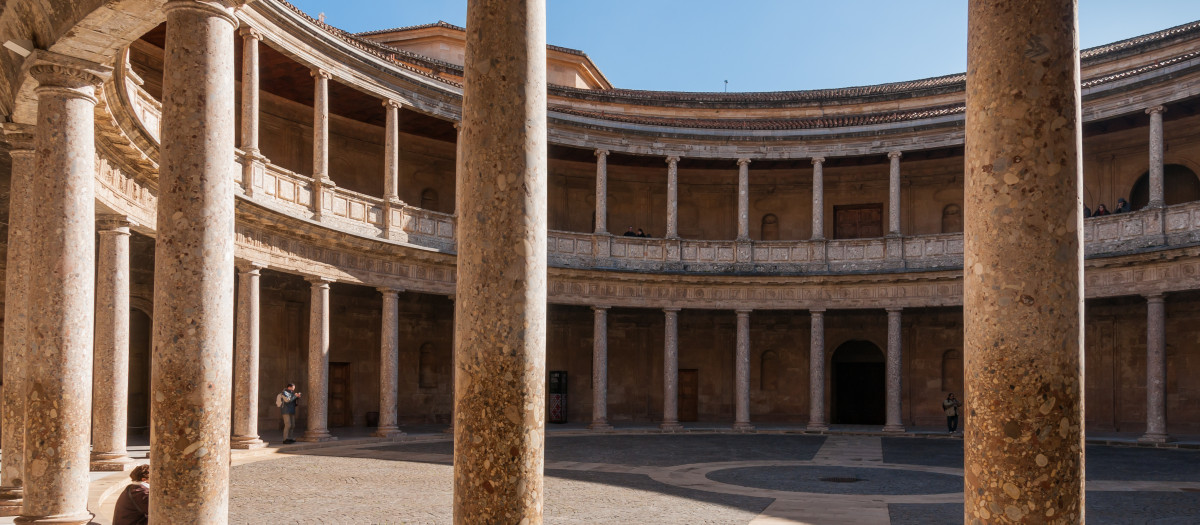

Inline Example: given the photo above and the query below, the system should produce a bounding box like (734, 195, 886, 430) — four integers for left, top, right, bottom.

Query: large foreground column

(232, 262, 267, 449)
(964, 1, 1085, 521)
(883, 308, 904, 432)
(301, 277, 336, 442)
(91, 216, 135, 471)
(661, 308, 684, 431)
(588, 306, 613, 430)
(0, 124, 34, 516)
(807, 309, 828, 431)
(733, 310, 754, 432)
(20, 52, 108, 525)
(150, 2, 238, 522)
(374, 288, 404, 438)
(453, 0, 548, 521)
(1140, 293, 1168, 443)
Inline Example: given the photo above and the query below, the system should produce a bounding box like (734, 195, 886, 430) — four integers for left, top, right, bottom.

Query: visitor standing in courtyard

(277, 383, 302, 444)
(943, 393, 962, 433)
(112, 464, 150, 525)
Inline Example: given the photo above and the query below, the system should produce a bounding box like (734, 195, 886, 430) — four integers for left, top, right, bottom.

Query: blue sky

(291, 1, 1200, 92)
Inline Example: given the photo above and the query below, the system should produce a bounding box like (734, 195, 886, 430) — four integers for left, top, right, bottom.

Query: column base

(0, 486, 22, 517)
(587, 421, 614, 431)
(231, 436, 268, 449)
(659, 422, 685, 432)
(89, 452, 135, 472)
(1138, 433, 1170, 444)
(732, 422, 756, 433)
(372, 427, 406, 438)
(298, 430, 337, 442)
(882, 424, 905, 433)
(13, 510, 94, 524)
(806, 423, 829, 432)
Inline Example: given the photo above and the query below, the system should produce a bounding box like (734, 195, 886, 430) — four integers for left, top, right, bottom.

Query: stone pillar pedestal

(733, 310, 754, 432)
(811, 157, 825, 240)
(1147, 105, 1166, 209)
(232, 262, 267, 449)
(300, 277, 337, 443)
(736, 158, 751, 241)
(91, 216, 136, 471)
(666, 156, 680, 239)
(1140, 293, 1169, 443)
(883, 308, 905, 432)
(588, 307, 613, 431)
(373, 288, 405, 438)
(453, 0, 548, 519)
(887, 151, 902, 236)
(661, 308, 684, 432)
(20, 51, 110, 525)
(149, 3, 238, 521)
(594, 149, 608, 234)
(0, 124, 35, 516)
(807, 309, 828, 431)
(964, 1, 1085, 521)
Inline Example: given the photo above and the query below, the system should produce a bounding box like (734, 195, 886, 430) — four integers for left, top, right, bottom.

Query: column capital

(97, 214, 136, 232)
(383, 99, 403, 111)
(305, 275, 335, 286)
(377, 286, 404, 295)
(453, 121, 462, 131)
(811, 156, 826, 165)
(594, 149, 610, 158)
(887, 150, 903, 160)
(810, 308, 827, 314)
(663, 307, 682, 313)
(2, 123, 35, 152)
(1145, 105, 1166, 115)
(311, 68, 332, 80)
(447, 294, 456, 302)
(735, 309, 752, 316)
(235, 260, 267, 273)
(737, 157, 752, 167)
(239, 26, 264, 41)
(27, 50, 111, 94)
(665, 155, 680, 165)
(163, 0, 239, 25)
(885, 306, 903, 313)
(1144, 293, 1165, 303)
(591, 305, 611, 312)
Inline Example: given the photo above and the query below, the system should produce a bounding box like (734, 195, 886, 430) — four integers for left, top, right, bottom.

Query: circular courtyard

(228, 433, 1200, 524)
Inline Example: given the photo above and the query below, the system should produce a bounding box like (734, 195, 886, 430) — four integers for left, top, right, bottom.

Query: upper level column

(239, 27, 265, 196)
(594, 149, 609, 234)
(22, 51, 110, 525)
(150, 2, 237, 520)
(384, 100, 403, 204)
(311, 68, 334, 219)
(737, 158, 751, 241)
(666, 156, 680, 239)
(888, 151, 902, 236)
(1147, 105, 1166, 208)
(811, 157, 825, 240)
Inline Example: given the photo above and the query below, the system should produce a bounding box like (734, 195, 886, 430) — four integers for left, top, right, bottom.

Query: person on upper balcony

(1093, 203, 1111, 216)
(1115, 198, 1130, 213)
(623, 226, 637, 237)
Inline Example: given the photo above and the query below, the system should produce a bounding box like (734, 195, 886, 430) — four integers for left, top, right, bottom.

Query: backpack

(275, 392, 284, 408)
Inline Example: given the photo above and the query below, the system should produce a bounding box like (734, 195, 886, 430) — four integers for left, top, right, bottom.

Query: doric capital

(27, 50, 111, 95)
(810, 156, 826, 165)
(887, 150, 903, 160)
(592, 305, 611, 312)
(240, 26, 265, 41)
(97, 214, 136, 232)
(886, 306, 903, 314)
(377, 286, 404, 295)
(1146, 105, 1166, 116)
(809, 308, 827, 315)
(594, 149, 610, 158)
(1, 123, 35, 152)
(383, 99, 403, 111)
(665, 155, 680, 165)
(663, 307, 682, 313)
(737, 157, 752, 167)
(305, 275, 335, 286)
(1144, 293, 1165, 303)
(235, 260, 267, 272)
(453, 122, 462, 131)
(163, 0, 239, 27)
(736, 309, 752, 316)
(311, 68, 332, 80)
(447, 294, 456, 302)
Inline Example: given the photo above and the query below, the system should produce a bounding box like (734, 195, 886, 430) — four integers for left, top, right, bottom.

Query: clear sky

(289, 1, 1200, 92)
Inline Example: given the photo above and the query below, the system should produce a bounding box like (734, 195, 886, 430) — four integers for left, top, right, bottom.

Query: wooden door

(679, 369, 699, 422)
(833, 204, 883, 239)
(329, 362, 352, 428)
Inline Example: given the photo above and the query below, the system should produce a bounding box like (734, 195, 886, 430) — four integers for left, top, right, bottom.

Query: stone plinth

(452, 0, 548, 520)
(964, 1, 1085, 521)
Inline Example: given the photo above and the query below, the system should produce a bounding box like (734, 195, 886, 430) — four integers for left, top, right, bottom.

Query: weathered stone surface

(807, 309, 828, 431)
(373, 287, 404, 438)
(964, 1, 1085, 522)
(91, 216, 135, 471)
(733, 310, 754, 432)
(661, 308, 684, 432)
(588, 306, 613, 431)
(232, 262, 267, 449)
(301, 276, 337, 442)
(883, 308, 904, 433)
(1139, 294, 1168, 443)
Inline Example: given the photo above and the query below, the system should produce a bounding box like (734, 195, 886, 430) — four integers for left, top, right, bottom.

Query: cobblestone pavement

(228, 433, 1200, 524)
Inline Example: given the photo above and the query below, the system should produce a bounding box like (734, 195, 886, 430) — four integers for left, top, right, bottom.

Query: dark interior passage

(831, 340, 886, 425)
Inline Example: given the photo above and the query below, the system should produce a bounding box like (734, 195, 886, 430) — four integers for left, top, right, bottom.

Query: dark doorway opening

(329, 362, 352, 427)
(831, 340, 885, 425)
(679, 369, 699, 422)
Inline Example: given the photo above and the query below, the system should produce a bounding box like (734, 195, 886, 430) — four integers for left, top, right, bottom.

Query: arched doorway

(831, 340, 885, 425)
(1129, 164, 1200, 209)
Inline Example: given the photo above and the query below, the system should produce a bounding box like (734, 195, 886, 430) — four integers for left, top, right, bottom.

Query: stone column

(384, 100, 402, 203)
(91, 216, 136, 471)
(374, 288, 405, 438)
(666, 156, 680, 239)
(1140, 293, 1168, 443)
(19, 52, 109, 525)
(883, 308, 904, 432)
(964, 1, 1084, 521)
(661, 308, 684, 431)
(150, 3, 237, 522)
(231, 262, 267, 449)
(733, 310, 754, 432)
(311, 69, 334, 218)
(736, 158, 751, 241)
(1147, 105, 1166, 208)
(239, 27, 265, 196)
(453, 0, 547, 520)
(594, 149, 608, 234)
(0, 124, 34, 516)
(443, 294, 456, 435)
(807, 309, 828, 431)
(811, 157, 825, 240)
(588, 306, 613, 430)
(301, 277, 337, 442)
(887, 151, 902, 236)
